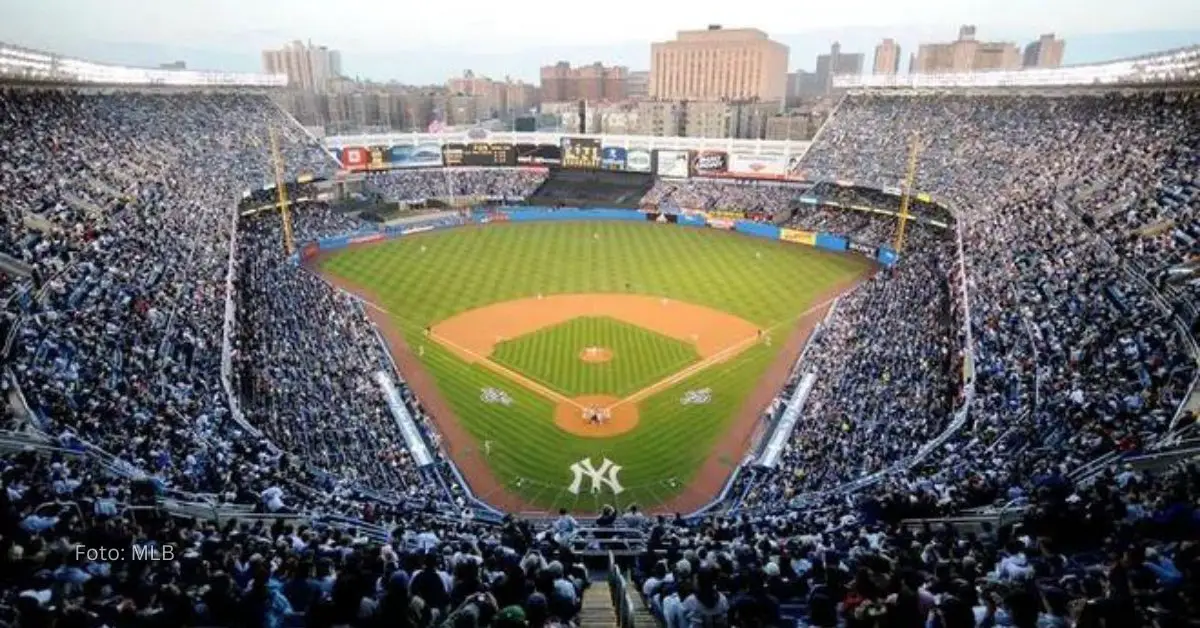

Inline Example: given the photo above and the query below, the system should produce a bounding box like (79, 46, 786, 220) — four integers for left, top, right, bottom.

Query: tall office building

(873, 39, 902, 75)
(626, 71, 650, 100)
(1024, 33, 1066, 68)
(912, 25, 1021, 74)
(447, 70, 540, 119)
(787, 70, 824, 103)
(539, 62, 628, 103)
(815, 42, 865, 93)
(261, 40, 342, 92)
(649, 25, 789, 102)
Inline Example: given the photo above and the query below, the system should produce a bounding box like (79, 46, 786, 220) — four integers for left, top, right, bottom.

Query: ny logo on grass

(567, 458, 624, 495)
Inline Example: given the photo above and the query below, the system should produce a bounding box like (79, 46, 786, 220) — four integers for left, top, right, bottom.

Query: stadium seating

(641, 179, 801, 222)
(1, 81, 1198, 628)
(366, 168, 547, 203)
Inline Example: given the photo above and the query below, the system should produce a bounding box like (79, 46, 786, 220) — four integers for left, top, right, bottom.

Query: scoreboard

(442, 142, 516, 166)
(561, 137, 602, 169)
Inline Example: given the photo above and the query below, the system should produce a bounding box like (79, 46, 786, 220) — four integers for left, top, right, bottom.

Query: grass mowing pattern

(321, 221, 870, 510)
(491, 316, 700, 397)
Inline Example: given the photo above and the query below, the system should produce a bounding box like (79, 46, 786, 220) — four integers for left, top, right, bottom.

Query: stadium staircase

(623, 580, 657, 627)
(579, 583, 619, 628)
(0, 251, 32, 279)
(63, 192, 105, 220)
(85, 174, 125, 203)
(598, 551, 658, 628)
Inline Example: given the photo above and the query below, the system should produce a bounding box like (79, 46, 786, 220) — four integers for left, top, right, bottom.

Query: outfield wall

(292, 206, 902, 516)
(294, 207, 903, 517)
(294, 207, 900, 268)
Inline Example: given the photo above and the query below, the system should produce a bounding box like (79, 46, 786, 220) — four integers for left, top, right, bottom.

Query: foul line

(606, 292, 843, 411)
(357, 289, 842, 415)
(427, 331, 589, 411)
(354, 296, 586, 410)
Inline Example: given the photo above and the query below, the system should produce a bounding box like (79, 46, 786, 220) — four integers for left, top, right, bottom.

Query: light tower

(893, 132, 922, 253)
(268, 126, 295, 256)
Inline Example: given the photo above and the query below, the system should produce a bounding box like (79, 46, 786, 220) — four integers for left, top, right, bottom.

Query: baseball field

(316, 221, 871, 513)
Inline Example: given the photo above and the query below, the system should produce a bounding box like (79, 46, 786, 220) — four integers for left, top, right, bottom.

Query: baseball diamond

(316, 221, 871, 512)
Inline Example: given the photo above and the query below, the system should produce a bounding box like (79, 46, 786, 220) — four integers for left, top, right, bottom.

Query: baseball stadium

(1, 23, 1199, 628)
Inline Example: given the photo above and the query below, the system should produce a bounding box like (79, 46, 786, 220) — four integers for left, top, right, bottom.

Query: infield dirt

(309, 245, 872, 514)
(430, 294, 759, 359)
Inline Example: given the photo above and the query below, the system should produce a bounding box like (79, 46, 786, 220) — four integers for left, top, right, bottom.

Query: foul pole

(269, 126, 295, 256)
(893, 132, 922, 253)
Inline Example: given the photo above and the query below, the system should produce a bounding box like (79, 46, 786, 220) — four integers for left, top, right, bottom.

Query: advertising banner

(725, 153, 790, 179)
(515, 143, 562, 166)
(815, 233, 848, 251)
(785, 155, 805, 180)
(779, 228, 817, 246)
(367, 145, 389, 170)
(735, 221, 781, 240)
(882, 185, 902, 196)
(388, 143, 444, 168)
(340, 146, 370, 170)
(625, 149, 652, 172)
(443, 142, 517, 166)
(707, 217, 736, 230)
(506, 209, 644, 222)
(655, 150, 690, 178)
(690, 151, 728, 177)
(677, 214, 707, 227)
(643, 211, 679, 224)
(915, 192, 932, 203)
(877, 246, 899, 267)
(848, 240, 878, 258)
(561, 137, 602, 169)
(441, 143, 466, 166)
(402, 225, 435, 236)
(469, 142, 516, 166)
(601, 146, 627, 170)
(318, 234, 351, 251)
(477, 210, 510, 225)
(349, 233, 385, 246)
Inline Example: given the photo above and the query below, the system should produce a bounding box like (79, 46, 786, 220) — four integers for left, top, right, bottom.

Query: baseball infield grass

(492, 316, 700, 397)
(319, 221, 870, 511)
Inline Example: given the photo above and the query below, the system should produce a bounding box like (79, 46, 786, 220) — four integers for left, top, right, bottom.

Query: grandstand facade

(0, 38, 1197, 628)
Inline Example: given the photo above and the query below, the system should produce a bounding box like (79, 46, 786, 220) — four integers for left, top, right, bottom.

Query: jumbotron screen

(561, 137, 601, 169)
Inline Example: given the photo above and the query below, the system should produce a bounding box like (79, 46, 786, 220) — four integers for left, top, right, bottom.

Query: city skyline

(1, 0, 1197, 83)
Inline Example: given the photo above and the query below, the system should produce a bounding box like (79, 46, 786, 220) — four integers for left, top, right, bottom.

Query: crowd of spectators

(232, 201, 469, 513)
(742, 94, 1196, 518)
(634, 459, 1200, 628)
(366, 169, 547, 204)
(804, 182, 954, 226)
(1, 91, 342, 508)
(2, 85, 1199, 628)
(785, 206, 898, 247)
(0, 449, 596, 628)
(745, 221, 962, 505)
(2, 446, 1196, 627)
(640, 180, 803, 221)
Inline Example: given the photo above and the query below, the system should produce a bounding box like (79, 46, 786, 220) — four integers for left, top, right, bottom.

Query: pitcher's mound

(579, 347, 614, 364)
(555, 395, 638, 438)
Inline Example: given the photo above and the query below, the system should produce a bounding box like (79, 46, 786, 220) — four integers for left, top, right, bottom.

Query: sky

(1, 0, 1198, 84)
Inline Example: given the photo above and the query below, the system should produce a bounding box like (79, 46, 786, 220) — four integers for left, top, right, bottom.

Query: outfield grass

(320, 221, 869, 511)
(491, 316, 700, 397)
